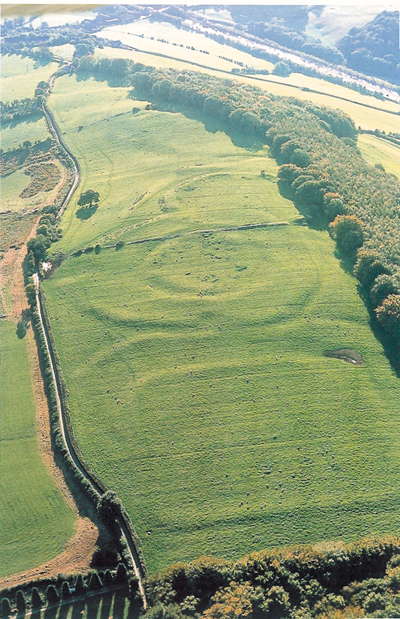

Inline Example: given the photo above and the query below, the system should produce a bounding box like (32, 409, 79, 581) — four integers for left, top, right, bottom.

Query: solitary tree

(354, 249, 388, 289)
(273, 61, 292, 77)
(97, 490, 123, 530)
(370, 274, 398, 308)
(78, 189, 100, 208)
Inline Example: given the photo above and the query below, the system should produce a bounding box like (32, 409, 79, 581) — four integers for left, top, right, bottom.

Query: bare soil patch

(323, 348, 365, 365)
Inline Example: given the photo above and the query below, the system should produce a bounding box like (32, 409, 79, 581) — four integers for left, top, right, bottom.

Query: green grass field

(44, 76, 400, 573)
(1, 116, 50, 152)
(0, 321, 76, 578)
(358, 134, 400, 179)
(1, 54, 58, 103)
(1, 170, 31, 211)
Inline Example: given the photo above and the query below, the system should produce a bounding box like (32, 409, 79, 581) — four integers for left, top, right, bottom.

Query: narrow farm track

(42, 72, 80, 222)
(36, 74, 147, 607)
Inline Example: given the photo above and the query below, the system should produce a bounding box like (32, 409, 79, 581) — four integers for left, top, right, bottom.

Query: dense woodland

(227, 6, 399, 84)
(337, 11, 400, 84)
(228, 5, 345, 66)
(142, 538, 400, 618)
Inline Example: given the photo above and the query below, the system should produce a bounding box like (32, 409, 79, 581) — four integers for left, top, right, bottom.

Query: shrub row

(0, 563, 138, 616)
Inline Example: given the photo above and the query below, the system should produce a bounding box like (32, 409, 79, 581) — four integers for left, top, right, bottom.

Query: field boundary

(26, 72, 148, 606)
(32, 273, 147, 607)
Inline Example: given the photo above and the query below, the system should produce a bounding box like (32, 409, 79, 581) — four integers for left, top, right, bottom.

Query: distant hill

(337, 11, 400, 84)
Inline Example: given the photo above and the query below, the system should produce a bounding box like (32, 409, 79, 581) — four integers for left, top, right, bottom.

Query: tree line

(141, 537, 400, 618)
(0, 563, 140, 617)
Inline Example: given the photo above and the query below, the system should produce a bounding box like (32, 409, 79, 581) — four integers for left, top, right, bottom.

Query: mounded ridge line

(34, 70, 147, 608)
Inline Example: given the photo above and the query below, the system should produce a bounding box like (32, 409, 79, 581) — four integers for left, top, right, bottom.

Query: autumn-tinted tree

(370, 274, 399, 308)
(376, 295, 400, 341)
(329, 215, 364, 254)
(354, 249, 388, 289)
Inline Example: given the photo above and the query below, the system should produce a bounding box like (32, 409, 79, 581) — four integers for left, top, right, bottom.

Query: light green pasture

(358, 134, 400, 180)
(1, 54, 58, 103)
(49, 74, 294, 253)
(0, 320, 76, 577)
(44, 80, 400, 573)
(1, 169, 31, 211)
(94, 42, 400, 135)
(1, 116, 50, 152)
(95, 20, 275, 74)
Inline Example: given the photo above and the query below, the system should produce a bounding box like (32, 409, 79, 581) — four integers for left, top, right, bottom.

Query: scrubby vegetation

(143, 538, 400, 618)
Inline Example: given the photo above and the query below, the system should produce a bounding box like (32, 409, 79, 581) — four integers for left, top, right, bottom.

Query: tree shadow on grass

(87, 595, 101, 619)
(145, 98, 265, 151)
(100, 593, 113, 619)
(44, 603, 59, 619)
(76, 205, 98, 220)
(57, 601, 71, 619)
(112, 592, 126, 619)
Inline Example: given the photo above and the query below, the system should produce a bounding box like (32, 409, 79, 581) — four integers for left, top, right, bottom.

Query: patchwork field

(0, 321, 76, 578)
(44, 75, 400, 573)
(94, 29, 400, 136)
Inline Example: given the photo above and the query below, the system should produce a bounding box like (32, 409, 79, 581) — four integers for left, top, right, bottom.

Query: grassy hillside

(0, 170, 31, 210)
(44, 76, 400, 573)
(49, 74, 295, 252)
(358, 134, 400, 179)
(0, 321, 75, 577)
(1, 54, 58, 103)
